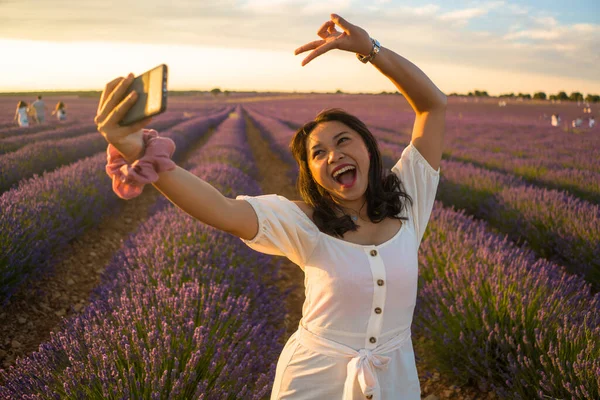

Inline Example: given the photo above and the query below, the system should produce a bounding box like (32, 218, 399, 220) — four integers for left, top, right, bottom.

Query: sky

(0, 0, 598, 95)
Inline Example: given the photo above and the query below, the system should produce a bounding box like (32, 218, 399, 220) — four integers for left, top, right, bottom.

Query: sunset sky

(0, 0, 598, 95)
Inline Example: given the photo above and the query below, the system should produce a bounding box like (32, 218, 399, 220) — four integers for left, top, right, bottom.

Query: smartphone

(119, 64, 168, 126)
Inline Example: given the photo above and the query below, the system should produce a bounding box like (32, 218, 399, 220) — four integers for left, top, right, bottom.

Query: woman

(51, 101, 67, 121)
(95, 13, 445, 400)
(14, 101, 29, 127)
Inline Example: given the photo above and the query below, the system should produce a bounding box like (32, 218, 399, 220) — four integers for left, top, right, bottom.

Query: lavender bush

(415, 202, 599, 399)
(436, 159, 600, 289)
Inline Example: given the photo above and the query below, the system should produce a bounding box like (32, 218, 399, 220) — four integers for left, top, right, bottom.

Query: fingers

(330, 13, 352, 33)
(95, 74, 134, 125)
(101, 91, 138, 128)
(317, 20, 335, 39)
(96, 76, 124, 116)
(129, 116, 153, 132)
(294, 39, 325, 56)
(300, 39, 338, 66)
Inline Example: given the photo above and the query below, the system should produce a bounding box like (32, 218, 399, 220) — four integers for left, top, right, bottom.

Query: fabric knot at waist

(297, 324, 411, 400)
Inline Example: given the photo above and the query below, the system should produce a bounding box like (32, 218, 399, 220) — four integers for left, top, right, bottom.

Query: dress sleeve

(391, 142, 440, 245)
(235, 194, 320, 268)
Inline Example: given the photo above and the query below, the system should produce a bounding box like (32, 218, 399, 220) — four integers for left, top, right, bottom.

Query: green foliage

(569, 91, 584, 102)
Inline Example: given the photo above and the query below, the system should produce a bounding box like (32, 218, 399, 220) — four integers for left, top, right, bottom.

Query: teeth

(332, 165, 356, 179)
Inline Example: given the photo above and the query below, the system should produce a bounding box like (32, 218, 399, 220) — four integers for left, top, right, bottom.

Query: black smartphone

(119, 64, 168, 126)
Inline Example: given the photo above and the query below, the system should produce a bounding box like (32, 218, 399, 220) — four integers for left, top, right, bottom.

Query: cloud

(504, 29, 562, 40)
(0, 0, 598, 93)
(438, 1, 504, 26)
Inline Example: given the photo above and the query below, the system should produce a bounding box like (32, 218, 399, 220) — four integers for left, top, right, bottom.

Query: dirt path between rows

(0, 126, 216, 373)
(244, 114, 495, 400)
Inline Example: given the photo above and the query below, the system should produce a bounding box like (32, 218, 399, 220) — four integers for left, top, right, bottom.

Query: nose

(327, 148, 344, 164)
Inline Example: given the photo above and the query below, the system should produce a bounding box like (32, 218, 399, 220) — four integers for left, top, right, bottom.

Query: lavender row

(0, 112, 230, 304)
(414, 202, 599, 399)
(245, 107, 296, 166)
(0, 119, 81, 139)
(446, 145, 600, 204)
(0, 121, 97, 155)
(0, 116, 187, 194)
(0, 109, 285, 398)
(434, 159, 600, 289)
(0, 111, 187, 156)
(372, 138, 600, 290)
(444, 121, 600, 173)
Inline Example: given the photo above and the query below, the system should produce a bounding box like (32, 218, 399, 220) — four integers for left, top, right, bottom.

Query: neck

(333, 197, 368, 221)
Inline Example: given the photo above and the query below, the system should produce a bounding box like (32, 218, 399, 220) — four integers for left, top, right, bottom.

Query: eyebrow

(310, 131, 349, 151)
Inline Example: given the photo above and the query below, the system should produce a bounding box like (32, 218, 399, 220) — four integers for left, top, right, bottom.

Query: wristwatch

(356, 38, 381, 64)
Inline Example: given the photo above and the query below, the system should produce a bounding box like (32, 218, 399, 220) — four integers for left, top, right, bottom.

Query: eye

(338, 137, 349, 144)
(312, 149, 324, 158)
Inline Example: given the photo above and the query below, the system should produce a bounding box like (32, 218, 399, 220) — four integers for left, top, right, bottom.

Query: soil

(1, 112, 496, 399)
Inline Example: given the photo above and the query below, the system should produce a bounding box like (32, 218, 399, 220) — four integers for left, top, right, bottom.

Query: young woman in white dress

(14, 101, 30, 127)
(95, 13, 445, 400)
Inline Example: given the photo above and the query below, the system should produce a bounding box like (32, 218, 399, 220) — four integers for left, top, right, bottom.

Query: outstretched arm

(295, 14, 446, 170)
(94, 75, 259, 240)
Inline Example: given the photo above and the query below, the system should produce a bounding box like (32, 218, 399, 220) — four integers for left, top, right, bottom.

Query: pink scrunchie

(106, 129, 176, 199)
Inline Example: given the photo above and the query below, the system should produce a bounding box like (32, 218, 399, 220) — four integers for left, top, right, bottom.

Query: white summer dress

(237, 143, 440, 400)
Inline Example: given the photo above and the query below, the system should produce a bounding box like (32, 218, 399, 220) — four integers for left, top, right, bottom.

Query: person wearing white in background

(590, 116, 595, 128)
(551, 113, 559, 127)
(13, 101, 29, 127)
(32, 95, 48, 124)
(95, 13, 446, 399)
(51, 101, 67, 121)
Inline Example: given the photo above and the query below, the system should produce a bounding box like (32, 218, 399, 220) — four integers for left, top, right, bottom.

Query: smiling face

(305, 120, 371, 207)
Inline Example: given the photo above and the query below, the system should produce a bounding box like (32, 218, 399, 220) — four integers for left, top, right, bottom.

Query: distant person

(13, 101, 29, 127)
(51, 101, 67, 121)
(26, 103, 38, 124)
(551, 113, 559, 127)
(32, 95, 48, 124)
(590, 116, 595, 128)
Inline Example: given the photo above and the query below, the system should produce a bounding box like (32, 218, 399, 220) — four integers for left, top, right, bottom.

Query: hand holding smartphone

(119, 64, 168, 126)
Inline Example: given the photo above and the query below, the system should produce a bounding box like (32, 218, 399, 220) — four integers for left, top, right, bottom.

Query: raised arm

(295, 13, 446, 170)
(150, 167, 259, 240)
(94, 75, 259, 240)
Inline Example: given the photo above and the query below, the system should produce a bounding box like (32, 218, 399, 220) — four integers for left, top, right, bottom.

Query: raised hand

(95, 74, 153, 162)
(294, 13, 373, 66)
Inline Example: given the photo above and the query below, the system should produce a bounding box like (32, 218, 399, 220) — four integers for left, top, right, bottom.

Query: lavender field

(0, 93, 598, 399)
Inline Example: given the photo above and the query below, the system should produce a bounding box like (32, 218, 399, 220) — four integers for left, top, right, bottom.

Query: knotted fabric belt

(297, 325, 411, 400)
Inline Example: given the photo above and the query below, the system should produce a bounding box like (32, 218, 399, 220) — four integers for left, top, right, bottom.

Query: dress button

(369, 337, 376, 344)
(374, 307, 382, 314)
(370, 249, 378, 257)
(377, 279, 384, 286)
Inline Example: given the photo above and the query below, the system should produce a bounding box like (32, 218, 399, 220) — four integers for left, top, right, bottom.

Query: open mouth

(332, 165, 357, 188)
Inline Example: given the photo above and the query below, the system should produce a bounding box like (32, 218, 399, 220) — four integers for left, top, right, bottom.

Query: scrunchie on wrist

(106, 129, 176, 199)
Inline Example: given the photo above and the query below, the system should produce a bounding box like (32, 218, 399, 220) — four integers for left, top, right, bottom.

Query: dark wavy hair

(290, 108, 412, 237)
